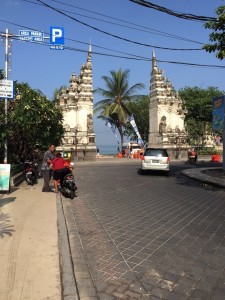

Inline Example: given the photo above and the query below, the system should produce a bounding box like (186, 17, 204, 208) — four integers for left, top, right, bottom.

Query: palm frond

(94, 68, 144, 145)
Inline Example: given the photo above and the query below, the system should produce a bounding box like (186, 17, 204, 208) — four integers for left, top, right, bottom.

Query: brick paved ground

(61, 159, 225, 300)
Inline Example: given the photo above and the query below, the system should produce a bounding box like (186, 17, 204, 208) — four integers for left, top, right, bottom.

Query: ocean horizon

(96, 144, 119, 155)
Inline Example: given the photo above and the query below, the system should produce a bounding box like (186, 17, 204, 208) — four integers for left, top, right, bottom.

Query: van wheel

(139, 169, 145, 175)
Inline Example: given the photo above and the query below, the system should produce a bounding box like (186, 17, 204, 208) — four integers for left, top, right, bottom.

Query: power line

(35, 0, 202, 51)
(129, 0, 216, 22)
(0, 19, 156, 60)
(22, 0, 203, 45)
(5, 32, 225, 69)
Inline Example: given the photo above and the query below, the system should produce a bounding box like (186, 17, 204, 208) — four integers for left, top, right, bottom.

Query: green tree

(94, 68, 144, 145)
(204, 6, 225, 59)
(179, 86, 224, 145)
(0, 82, 64, 163)
(123, 95, 149, 142)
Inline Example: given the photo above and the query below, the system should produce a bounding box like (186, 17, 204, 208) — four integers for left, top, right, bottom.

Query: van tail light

(141, 155, 145, 161)
(167, 156, 170, 163)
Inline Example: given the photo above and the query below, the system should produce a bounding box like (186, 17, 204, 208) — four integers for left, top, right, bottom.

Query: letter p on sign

(50, 27, 64, 44)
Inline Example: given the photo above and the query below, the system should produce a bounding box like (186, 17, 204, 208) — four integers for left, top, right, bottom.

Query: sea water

(96, 144, 119, 155)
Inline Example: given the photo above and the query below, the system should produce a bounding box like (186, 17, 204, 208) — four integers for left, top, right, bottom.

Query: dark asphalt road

(60, 159, 225, 300)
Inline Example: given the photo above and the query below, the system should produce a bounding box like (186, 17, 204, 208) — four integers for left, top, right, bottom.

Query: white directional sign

(0, 80, 14, 99)
(50, 45, 64, 50)
(18, 30, 44, 42)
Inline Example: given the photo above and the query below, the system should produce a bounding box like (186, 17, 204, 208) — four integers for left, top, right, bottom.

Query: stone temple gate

(56, 48, 189, 160)
(56, 46, 96, 161)
(148, 50, 188, 158)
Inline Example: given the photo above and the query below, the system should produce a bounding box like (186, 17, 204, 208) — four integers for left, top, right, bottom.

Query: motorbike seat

(63, 173, 74, 181)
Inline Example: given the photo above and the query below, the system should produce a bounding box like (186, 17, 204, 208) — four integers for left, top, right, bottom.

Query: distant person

(188, 148, 197, 163)
(192, 148, 198, 163)
(25, 151, 34, 162)
(96, 148, 100, 157)
(127, 147, 131, 158)
(215, 135, 221, 146)
(41, 145, 55, 192)
(187, 148, 192, 158)
(130, 146, 133, 158)
(32, 144, 43, 177)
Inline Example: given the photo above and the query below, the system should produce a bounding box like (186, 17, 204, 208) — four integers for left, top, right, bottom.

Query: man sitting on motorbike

(188, 148, 197, 163)
(50, 152, 71, 192)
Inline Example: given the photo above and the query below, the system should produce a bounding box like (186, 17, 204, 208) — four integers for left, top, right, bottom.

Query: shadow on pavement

(0, 211, 14, 238)
(0, 197, 16, 207)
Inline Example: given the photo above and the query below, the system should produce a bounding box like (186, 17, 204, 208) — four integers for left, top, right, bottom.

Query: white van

(122, 142, 141, 157)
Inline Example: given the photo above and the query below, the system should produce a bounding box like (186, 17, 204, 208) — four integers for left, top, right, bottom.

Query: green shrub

(11, 164, 24, 175)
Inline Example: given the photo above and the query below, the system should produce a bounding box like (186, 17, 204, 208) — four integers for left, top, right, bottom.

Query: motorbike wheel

(69, 190, 75, 199)
(31, 175, 36, 186)
(26, 176, 31, 185)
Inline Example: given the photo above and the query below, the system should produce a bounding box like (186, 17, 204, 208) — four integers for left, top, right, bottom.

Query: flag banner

(212, 96, 224, 130)
(129, 115, 144, 144)
(106, 122, 120, 145)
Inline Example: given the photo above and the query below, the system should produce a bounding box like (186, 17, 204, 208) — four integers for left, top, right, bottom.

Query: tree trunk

(118, 125, 124, 151)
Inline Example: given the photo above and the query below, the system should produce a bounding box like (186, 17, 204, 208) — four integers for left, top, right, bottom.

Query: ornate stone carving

(175, 125, 181, 133)
(87, 113, 94, 132)
(68, 137, 74, 144)
(64, 124, 70, 132)
(75, 124, 82, 131)
(159, 116, 167, 134)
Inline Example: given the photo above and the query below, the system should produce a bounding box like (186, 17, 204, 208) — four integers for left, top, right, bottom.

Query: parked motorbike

(59, 172, 77, 199)
(24, 160, 38, 185)
(187, 156, 197, 165)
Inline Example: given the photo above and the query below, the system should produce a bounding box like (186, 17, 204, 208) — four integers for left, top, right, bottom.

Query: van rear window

(145, 149, 168, 157)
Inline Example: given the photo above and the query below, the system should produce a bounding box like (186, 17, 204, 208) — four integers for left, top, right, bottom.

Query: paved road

(61, 159, 225, 300)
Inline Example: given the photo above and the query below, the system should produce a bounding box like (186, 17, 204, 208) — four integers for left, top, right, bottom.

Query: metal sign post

(4, 29, 9, 164)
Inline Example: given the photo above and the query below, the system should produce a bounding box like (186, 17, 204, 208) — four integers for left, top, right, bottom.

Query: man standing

(41, 145, 55, 192)
(32, 144, 43, 177)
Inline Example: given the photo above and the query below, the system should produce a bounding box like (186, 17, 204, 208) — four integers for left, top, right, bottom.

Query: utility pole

(2, 29, 11, 164)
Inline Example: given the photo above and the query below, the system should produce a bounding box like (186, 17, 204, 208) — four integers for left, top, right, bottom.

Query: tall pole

(75, 130, 78, 161)
(223, 97, 225, 170)
(4, 29, 9, 164)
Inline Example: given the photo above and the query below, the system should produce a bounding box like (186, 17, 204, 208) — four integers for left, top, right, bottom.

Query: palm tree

(94, 68, 144, 145)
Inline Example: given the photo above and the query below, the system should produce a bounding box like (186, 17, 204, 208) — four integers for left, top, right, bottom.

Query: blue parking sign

(50, 27, 64, 45)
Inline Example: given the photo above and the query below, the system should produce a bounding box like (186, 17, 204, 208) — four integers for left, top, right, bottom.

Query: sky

(0, 0, 225, 148)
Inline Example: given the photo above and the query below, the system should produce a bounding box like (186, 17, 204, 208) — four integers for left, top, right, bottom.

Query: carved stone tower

(57, 45, 96, 161)
(148, 50, 187, 157)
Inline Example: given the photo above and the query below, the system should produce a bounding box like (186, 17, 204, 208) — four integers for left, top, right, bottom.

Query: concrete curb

(61, 198, 98, 300)
(181, 167, 225, 188)
(56, 194, 79, 300)
(10, 171, 25, 187)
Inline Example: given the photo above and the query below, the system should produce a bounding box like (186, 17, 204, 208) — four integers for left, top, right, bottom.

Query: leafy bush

(196, 147, 222, 155)
(11, 164, 24, 175)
